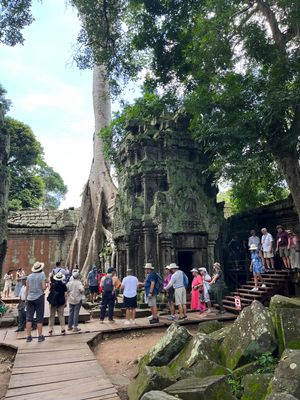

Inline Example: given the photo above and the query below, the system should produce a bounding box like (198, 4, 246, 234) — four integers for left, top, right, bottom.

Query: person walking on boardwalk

(87, 266, 99, 302)
(164, 265, 176, 321)
(249, 244, 266, 291)
(190, 268, 206, 314)
(100, 267, 118, 323)
(199, 267, 213, 314)
(164, 263, 187, 321)
(47, 272, 68, 336)
(26, 261, 47, 342)
(209, 262, 226, 315)
(15, 276, 27, 332)
(121, 269, 139, 325)
(67, 270, 85, 332)
(144, 263, 160, 324)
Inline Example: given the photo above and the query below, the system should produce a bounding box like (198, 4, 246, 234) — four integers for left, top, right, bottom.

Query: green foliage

(100, 89, 180, 166)
(227, 376, 243, 399)
(0, 0, 34, 46)
(256, 352, 277, 374)
(0, 84, 11, 113)
(5, 117, 67, 210)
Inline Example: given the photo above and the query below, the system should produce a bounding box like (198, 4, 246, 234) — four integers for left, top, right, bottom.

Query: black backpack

(103, 276, 114, 293)
(155, 273, 164, 293)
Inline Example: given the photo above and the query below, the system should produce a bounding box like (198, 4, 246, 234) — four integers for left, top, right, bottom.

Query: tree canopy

(5, 117, 67, 210)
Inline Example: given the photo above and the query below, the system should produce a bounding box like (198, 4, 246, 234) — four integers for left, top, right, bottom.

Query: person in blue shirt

(87, 266, 99, 302)
(144, 263, 159, 324)
(249, 244, 266, 291)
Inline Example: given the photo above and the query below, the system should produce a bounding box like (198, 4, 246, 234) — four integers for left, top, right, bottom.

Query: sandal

(61, 330, 66, 335)
(48, 330, 53, 336)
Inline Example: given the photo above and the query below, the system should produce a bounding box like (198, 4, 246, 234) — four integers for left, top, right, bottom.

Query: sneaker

(167, 315, 176, 321)
(100, 320, 104, 324)
(147, 315, 153, 320)
(251, 287, 259, 291)
(217, 310, 226, 315)
(261, 284, 266, 288)
(15, 328, 24, 332)
(124, 320, 131, 325)
(109, 319, 115, 323)
(183, 315, 188, 319)
(26, 336, 32, 343)
(67, 327, 73, 331)
(72, 327, 81, 332)
(38, 335, 45, 343)
(149, 318, 159, 325)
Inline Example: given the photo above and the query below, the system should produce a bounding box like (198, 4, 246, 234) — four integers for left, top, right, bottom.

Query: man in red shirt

(276, 225, 291, 269)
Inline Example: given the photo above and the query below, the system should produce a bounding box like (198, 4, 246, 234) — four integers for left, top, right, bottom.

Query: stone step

(242, 285, 270, 291)
(232, 291, 261, 299)
(236, 288, 266, 295)
(225, 296, 252, 304)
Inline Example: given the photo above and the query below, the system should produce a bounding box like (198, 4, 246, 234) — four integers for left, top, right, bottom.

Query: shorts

(175, 287, 186, 306)
(279, 246, 289, 258)
(89, 286, 99, 294)
(263, 251, 274, 258)
(147, 295, 157, 307)
(26, 294, 45, 323)
(124, 295, 137, 308)
(4, 282, 11, 291)
(167, 288, 175, 304)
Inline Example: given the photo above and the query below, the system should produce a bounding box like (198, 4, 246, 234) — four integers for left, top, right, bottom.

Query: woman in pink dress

(190, 268, 206, 313)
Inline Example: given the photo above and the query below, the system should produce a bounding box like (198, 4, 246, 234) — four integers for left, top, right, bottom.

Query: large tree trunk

(66, 65, 117, 275)
(0, 106, 10, 273)
(276, 153, 300, 223)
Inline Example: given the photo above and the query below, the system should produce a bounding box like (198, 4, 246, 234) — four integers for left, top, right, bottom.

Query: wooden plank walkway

(4, 332, 120, 400)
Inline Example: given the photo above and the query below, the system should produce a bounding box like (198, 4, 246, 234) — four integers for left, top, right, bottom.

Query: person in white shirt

(164, 263, 187, 320)
(15, 276, 27, 332)
(248, 229, 261, 249)
(261, 228, 275, 270)
(121, 269, 139, 325)
(67, 271, 85, 332)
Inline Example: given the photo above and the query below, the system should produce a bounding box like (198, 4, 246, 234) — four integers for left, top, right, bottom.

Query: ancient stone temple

(113, 113, 224, 279)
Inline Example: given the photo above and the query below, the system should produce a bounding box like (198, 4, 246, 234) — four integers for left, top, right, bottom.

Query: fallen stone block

(198, 320, 224, 335)
(141, 391, 179, 400)
(231, 360, 261, 379)
(266, 393, 299, 400)
(220, 301, 277, 370)
(0, 317, 17, 328)
(268, 349, 300, 398)
(181, 359, 230, 379)
(269, 295, 300, 313)
(241, 373, 273, 400)
(164, 376, 237, 400)
(139, 323, 192, 370)
(272, 307, 300, 355)
(208, 325, 232, 345)
(128, 366, 176, 400)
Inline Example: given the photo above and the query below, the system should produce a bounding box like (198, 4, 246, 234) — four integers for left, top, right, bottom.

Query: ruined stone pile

(128, 296, 300, 400)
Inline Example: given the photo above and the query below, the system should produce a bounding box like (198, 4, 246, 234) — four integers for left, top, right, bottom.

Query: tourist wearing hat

(164, 265, 175, 321)
(47, 271, 68, 336)
(276, 225, 290, 269)
(209, 263, 226, 314)
(288, 229, 300, 270)
(249, 244, 266, 291)
(190, 268, 206, 314)
(67, 270, 85, 332)
(15, 275, 27, 332)
(199, 267, 212, 313)
(99, 267, 118, 323)
(143, 263, 160, 324)
(14, 268, 26, 297)
(121, 269, 139, 325)
(3, 271, 13, 298)
(164, 263, 188, 320)
(261, 228, 275, 270)
(26, 261, 47, 342)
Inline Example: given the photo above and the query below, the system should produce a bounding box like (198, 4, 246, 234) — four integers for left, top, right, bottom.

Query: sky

(0, 0, 135, 208)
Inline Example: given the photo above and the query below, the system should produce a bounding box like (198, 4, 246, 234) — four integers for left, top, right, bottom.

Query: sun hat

(126, 269, 133, 273)
(287, 229, 292, 234)
(249, 244, 258, 251)
(72, 271, 80, 279)
(165, 265, 171, 270)
(169, 263, 179, 269)
(53, 271, 65, 281)
(190, 268, 198, 273)
(213, 262, 221, 269)
(144, 263, 154, 269)
(276, 225, 284, 230)
(198, 267, 207, 273)
(31, 262, 44, 273)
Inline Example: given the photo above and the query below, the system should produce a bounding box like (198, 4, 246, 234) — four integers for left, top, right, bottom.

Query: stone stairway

(221, 269, 291, 313)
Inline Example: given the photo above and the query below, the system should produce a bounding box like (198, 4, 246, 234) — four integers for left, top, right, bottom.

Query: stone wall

(2, 209, 79, 276)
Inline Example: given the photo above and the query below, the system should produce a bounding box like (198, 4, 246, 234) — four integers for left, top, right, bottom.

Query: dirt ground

(0, 346, 16, 400)
(95, 325, 199, 400)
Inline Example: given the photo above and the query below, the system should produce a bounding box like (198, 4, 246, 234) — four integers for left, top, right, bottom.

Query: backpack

(155, 273, 164, 293)
(183, 273, 189, 288)
(103, 276, 114, 293)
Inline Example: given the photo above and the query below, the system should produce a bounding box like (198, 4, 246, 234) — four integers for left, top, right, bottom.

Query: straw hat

(249, 244, 258, 251)
(198, 267, 207, 273)
(72, 271, 80, 279)
(31, 262, 44, 273)
(190, 268, 198, 273)
(169, 263, 179, 270)
(144, 263, 154, 270)
(165, 265, 171, 270)
(53, 272, 65, 281)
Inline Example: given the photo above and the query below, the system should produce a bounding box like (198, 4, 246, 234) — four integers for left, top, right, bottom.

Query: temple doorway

(177, 250, 194, 287)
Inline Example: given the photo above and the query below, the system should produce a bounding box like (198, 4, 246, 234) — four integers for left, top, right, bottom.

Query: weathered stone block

(169, 333, 220, 375)
(180, 359, 230, 379)
(268, 349, 300, 398)
(231, 361, 261, 379)
(164, 376, 237, 400)
(266, 394, 299, 400)
(269, 295, 300, 313)
(272, 308, 300, 355)
(128, 366, 176, 400)
(198, 320, 224, 335)
(220, 301, 277, 370)
(0, 317, 16, 328)
(141, 391, 179, 400)
(208, 325, 232, 345)
(139, 323, 192, 370)
(241, 373, 273, 400)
